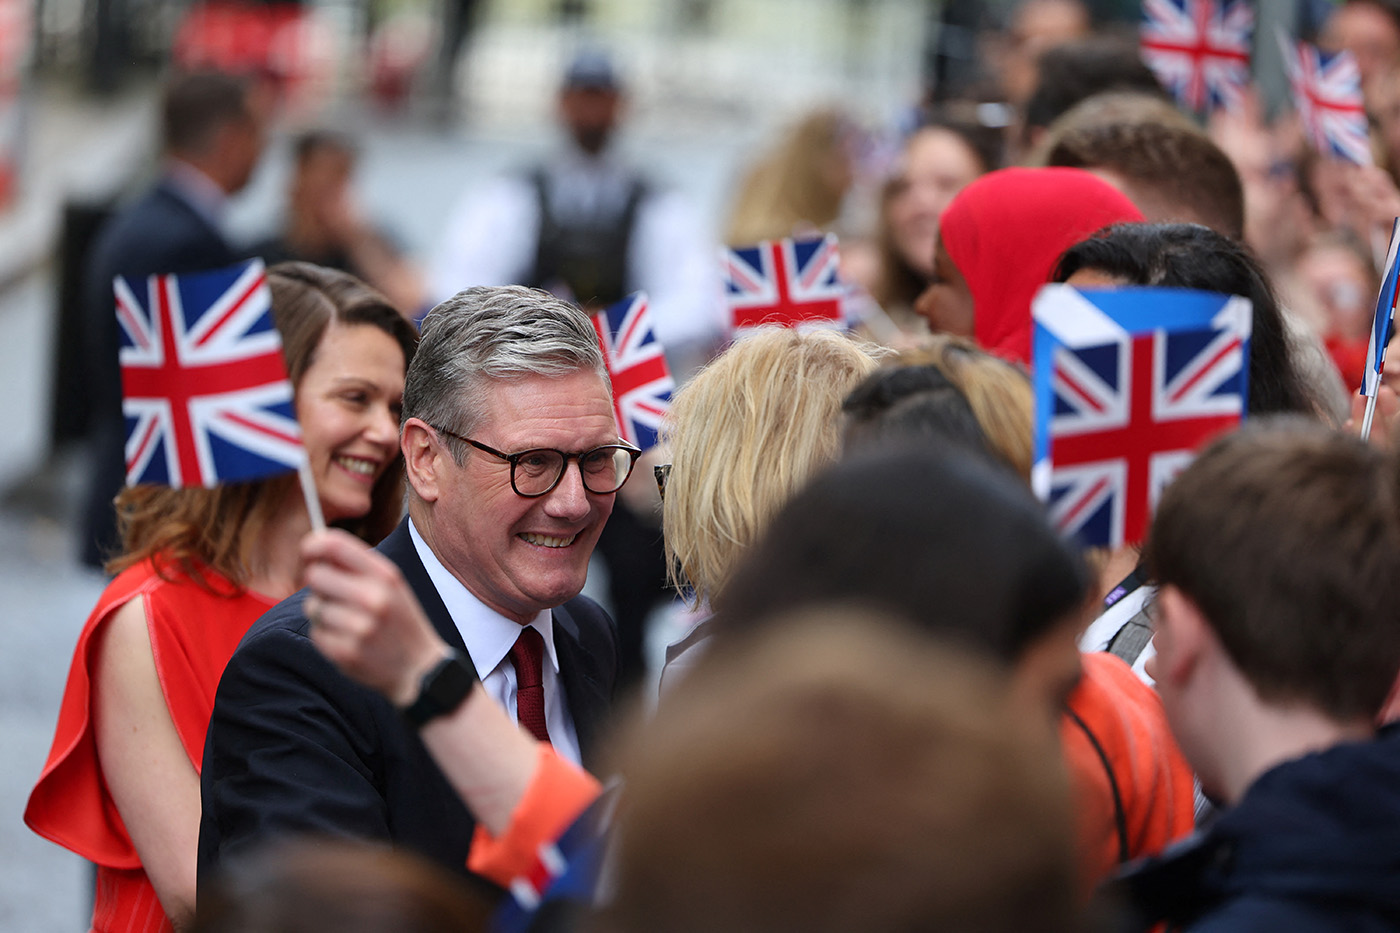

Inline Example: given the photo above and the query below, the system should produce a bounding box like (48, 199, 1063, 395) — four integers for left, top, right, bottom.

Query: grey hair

(403, 286, 610, 461)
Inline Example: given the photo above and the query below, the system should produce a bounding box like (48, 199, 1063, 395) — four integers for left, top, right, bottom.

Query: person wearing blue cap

(430, 49, 722, 363)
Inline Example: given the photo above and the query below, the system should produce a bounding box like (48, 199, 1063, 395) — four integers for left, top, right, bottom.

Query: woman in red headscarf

(916, 167, 1144, 364)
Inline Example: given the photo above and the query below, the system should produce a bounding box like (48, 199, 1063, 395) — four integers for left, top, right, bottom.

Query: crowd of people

(23, 0, 1400, 930)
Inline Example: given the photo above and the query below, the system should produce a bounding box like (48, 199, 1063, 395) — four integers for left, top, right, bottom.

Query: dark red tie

(509, 626, 551, 745)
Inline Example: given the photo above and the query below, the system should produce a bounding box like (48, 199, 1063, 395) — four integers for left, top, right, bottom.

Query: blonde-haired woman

(659, 327, 882, 681)
(724, 108, 855, 247)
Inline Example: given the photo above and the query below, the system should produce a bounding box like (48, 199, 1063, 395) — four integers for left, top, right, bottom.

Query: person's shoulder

(1074, 652, 1166, 726)
(215, 586, 383, 717)
(89, 182, 228, 277)
(240, 588, 314, 647)
(103, 180, 200, 233)
(1185, 895, 1380, 933)
(99, 557, 163, 599)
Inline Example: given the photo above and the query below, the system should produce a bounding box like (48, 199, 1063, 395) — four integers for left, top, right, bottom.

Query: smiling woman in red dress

(25, 263, 417, 933)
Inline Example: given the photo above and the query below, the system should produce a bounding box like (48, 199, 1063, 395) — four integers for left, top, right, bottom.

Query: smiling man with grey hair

(198, 285, 629, 888)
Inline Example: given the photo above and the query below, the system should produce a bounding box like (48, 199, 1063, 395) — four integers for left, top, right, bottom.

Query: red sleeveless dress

(25, 558, 276, 933)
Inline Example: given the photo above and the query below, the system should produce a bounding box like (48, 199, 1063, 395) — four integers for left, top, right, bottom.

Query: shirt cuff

(466, 745, 603, 885)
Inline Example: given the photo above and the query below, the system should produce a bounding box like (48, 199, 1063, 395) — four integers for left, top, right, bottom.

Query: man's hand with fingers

(1347, 384, 1400, 449)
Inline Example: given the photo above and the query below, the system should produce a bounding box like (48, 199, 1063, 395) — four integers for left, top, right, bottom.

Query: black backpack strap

(1063, 703, 1131, 864)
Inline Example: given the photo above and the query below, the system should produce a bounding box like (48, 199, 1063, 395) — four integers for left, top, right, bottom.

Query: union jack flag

(492, 786, 617, 933)
(1140, 0, 1254, 114)
(723, 233, 845, 335)
(1281, 31, 1373, 165)
(1362, 218, 1400, 398)
(1031, 285, 1252, 548)
(117, 259, 304, 488)
(591, 292, 673, 451)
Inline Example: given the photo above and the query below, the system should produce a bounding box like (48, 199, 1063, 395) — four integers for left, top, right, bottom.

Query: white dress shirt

(409, 519, 583, 766)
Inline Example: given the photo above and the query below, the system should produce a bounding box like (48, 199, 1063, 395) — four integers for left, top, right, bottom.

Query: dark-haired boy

(1116, 419, 1400, 931)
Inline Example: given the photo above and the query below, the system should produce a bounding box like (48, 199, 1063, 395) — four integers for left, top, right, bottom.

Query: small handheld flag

(1031, 285, 1252, 548)
(116, 256, 319, 497)
(722, 233, 845, 335)
(1280, 30, 1373, 166)
(1140, 0, 1254, 115)
(1359, 218, 1400, 438)
(591, 292, 674, 452)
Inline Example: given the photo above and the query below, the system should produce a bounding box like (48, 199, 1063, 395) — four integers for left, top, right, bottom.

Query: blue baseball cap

(563, 49, 620, 91)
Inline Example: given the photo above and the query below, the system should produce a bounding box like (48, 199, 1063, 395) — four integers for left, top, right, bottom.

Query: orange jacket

(1060, 651, 1195, 888)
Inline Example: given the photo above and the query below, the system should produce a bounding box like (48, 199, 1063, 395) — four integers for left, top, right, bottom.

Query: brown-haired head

(162, 70, 253, 158)
(1043, 114, 1245, 239)
(596, 611, 1082, 933)
(193, 836, 490, 933)
(1145, 417, 1400, 720)
(724, 107, 855, 247)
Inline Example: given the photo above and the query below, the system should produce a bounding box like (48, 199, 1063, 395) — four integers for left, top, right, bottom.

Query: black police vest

(526, 167, 646, 308)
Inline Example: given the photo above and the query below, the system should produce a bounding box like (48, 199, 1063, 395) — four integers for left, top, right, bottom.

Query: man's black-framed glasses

(432, 425, 641, 497)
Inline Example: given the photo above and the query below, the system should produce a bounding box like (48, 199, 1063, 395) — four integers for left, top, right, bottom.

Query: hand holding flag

(1359, 218, 1400, 439)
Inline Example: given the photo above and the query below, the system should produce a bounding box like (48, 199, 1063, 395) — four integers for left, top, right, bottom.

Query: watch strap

(402, 649, 478, 728)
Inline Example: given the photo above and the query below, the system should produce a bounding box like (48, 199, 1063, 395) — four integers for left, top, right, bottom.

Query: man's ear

(1156, 584, 1212, 687)
(402, 418, 444, 503)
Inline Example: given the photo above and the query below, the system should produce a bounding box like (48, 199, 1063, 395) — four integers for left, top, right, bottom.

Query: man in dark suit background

(80, 70, 269, 569)
(199, 285, 624, 889)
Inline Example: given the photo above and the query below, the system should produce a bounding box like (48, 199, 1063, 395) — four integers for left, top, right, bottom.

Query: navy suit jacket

(81, 178, 239, 566)
(197, 519, 619, 891)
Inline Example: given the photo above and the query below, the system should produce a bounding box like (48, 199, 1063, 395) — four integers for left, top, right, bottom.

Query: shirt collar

(407, 517, 559, 680)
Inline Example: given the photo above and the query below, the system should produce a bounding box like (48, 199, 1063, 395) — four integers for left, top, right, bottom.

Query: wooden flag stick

(298, 459, 326, 532)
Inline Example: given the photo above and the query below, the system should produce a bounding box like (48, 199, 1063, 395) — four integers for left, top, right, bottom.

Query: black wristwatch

(402, 649, 478, 728)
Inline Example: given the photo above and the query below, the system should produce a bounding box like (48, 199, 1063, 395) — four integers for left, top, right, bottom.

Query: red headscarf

(939, 167, 1144, 365)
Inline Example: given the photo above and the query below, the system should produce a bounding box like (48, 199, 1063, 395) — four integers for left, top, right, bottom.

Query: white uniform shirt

(429, 145, 727, 358)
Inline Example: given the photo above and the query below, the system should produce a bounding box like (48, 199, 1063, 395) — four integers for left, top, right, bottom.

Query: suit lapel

(553, 601, 612, 768)
(377, 519, 468, 654)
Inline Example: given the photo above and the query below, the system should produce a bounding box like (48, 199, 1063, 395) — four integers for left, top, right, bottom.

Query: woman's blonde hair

(891, 336, 1034, 481)
(662, 328, 882, 606)
(724, 108, 852, 247)
(107, 263, 418, 590)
